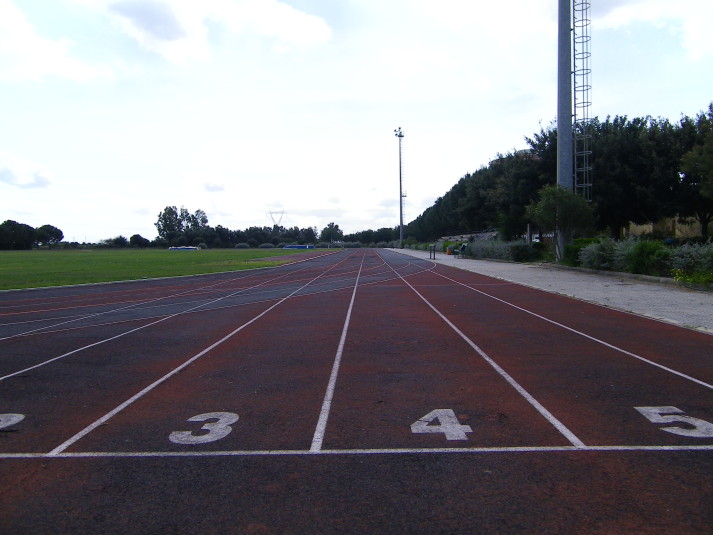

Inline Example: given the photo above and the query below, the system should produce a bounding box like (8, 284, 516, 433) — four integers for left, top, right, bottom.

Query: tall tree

(526, 185, 594, 258)
(36, 224, 64, 247)
(679, 120, 713, 240)
(0, 220, 37, 250)
(155, 206, 183, 241)
(320, 222, 344, 243)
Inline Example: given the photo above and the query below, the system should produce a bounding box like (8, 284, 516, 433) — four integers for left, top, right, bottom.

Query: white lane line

(46, 254, 353, 456)
(0, 265, 313, 341)
(433, 270, 713, 391)
(0, 267, 317, 382)
(378, 251, 586, 449)
(3, 443, 713, 460)
(310, 253, 365, 452)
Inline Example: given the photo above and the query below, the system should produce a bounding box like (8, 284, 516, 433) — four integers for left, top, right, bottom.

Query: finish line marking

(2, 444, 713, 460)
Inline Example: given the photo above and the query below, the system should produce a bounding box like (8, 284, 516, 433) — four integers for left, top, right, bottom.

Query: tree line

(406, 103, 713, 242)
(4, 103, 710, 250)
(150, 207, 401, 248)
(0, 221, 64, 250)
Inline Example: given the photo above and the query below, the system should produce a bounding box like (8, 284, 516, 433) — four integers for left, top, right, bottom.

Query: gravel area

(391, 248, 713, 335)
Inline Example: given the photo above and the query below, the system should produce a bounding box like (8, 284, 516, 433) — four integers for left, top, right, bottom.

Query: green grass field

(0, 248, 312, 290)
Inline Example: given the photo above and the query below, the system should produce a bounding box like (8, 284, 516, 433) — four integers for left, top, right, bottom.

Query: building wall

(625, 217, 704, 239)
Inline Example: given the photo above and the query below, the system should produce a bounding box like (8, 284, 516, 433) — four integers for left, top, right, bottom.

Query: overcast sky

(1, 0, 712, 243)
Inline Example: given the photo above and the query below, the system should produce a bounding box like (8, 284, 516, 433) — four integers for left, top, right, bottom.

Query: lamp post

(394, 127, 404, 248)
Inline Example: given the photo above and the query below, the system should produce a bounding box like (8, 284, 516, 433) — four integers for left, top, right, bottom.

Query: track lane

(45, 251, 364, 455)
(2, 250, 713, 534)
(402, 263, 713, 448)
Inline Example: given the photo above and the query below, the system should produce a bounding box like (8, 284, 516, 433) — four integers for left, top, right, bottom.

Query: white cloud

(596, 0, 713, 61)
(72, 0, 332, 64)
(0, 153, 53, 189)
(0, 0, 112, 81)
(216, 0, 332, 48)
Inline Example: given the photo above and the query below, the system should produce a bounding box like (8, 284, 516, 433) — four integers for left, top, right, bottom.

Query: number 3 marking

(169, 412, 239, 445)
(411, 409, 473, 441)
(0, 414, 25, 430)
(635, 406, 713, 438)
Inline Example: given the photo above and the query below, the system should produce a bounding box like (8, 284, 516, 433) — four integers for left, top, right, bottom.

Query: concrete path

(391, 248, 713, 334)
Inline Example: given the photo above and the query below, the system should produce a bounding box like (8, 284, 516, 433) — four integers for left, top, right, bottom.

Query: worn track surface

(1, 249, 712, 534)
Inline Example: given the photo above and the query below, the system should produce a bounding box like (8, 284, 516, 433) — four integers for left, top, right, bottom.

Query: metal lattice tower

(573, 0, 592, 201)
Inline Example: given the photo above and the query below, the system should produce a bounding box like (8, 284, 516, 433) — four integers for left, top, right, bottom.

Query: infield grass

(0, 248, 312, 290)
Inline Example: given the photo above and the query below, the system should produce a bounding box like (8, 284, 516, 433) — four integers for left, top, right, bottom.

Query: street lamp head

(394, 127, 404, 138)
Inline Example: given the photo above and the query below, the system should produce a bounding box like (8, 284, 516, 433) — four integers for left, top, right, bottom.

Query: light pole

(556, 0, 573, 261)
(394, 127, 404, 248)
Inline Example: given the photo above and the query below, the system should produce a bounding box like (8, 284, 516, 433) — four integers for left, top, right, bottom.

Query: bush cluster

(464, 240, 540, 262)
(578, 238, 713, 284)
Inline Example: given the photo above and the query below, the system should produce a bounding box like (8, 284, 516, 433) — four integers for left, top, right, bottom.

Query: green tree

(320, 222, 344, 243)
(155, 206, 183, 241)
(35, 224, 64, 247)
(526, 185, 594, 260)
(0, 220, 37, 250)
(129, 234, 151, 247)
(679, 130, 713, 240)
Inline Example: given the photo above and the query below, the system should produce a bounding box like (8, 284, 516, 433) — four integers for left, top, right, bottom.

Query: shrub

(670, 242, 713, 285)
(578, 238, 616, 270)
(235, 243, 250, 249)
(509, 243, 538, 262)
(563, 238, 599, 267)
(464, 240, 537, 262)
(258, 243, 275, 248)
(626, 241, 670, 275)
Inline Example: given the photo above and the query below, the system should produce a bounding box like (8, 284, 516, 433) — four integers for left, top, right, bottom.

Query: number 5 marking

(0, 414, 25, 430)
(635, 406, 713, 438)
(411, 409, 473, 441)
(169, 412, 239, 445)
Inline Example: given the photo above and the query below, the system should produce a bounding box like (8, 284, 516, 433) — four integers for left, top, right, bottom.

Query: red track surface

(1, 249, 712, 534)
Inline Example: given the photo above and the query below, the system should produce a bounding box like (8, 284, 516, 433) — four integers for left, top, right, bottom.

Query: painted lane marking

(310, 252, 365, 452)
(377, 251, 586, 449)
(635, 406, 713, 438)
(411, 409, 473, 440)
(169, 412, 240, 445)
(432, 270, 713, 391)
(47, 252, 359, 456)
(0, 265, 329, 382)
(4, 444, 713, 460)
(0, 413, 25, 429)
(0, 264, 321, 341)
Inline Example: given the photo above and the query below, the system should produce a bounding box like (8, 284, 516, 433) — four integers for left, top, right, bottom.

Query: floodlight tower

(557, 0, 573, 195)
(394, 127, 405, 248)
(556, 0, 592, 260)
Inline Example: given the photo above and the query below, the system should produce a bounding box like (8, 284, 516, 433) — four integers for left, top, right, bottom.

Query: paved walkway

(391, 248, 713, 334)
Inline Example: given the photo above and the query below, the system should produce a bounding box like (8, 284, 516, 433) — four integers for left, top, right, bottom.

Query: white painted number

(411, 409, 473, 441)
(0, 413, 25, 429)
(635, 406, 713, 438)
(169, 412, 239, 445)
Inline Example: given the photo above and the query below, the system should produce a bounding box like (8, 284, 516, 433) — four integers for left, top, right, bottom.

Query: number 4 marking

(635, 406, 713, 438)
(411, 409, 473, 441)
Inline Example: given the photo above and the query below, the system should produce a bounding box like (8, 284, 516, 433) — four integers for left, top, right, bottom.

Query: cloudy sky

(1, 0, 711, 243)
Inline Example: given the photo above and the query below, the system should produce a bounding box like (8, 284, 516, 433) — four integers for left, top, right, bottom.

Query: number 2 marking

(411, 409, 473, 441)
(169, 412, 239, 445)
(0, 414, 25, 430)
(635, 406, 713, 438)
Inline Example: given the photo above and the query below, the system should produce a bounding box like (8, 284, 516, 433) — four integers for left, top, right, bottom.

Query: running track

(1, 249, 712, 534)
